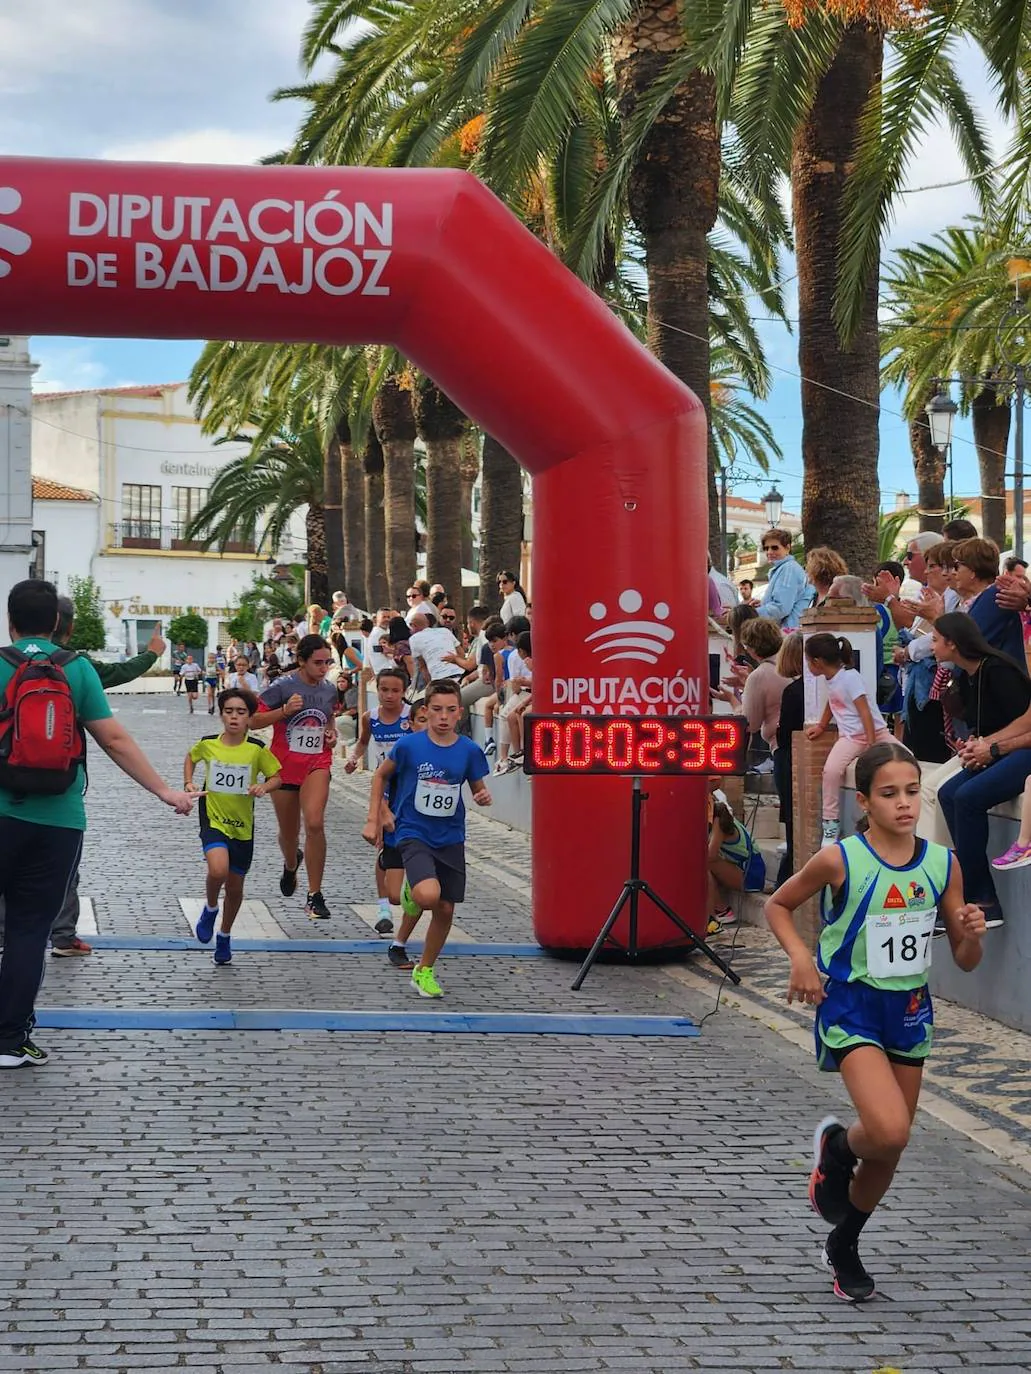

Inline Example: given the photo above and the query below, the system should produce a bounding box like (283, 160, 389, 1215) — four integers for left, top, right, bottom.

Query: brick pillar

(792, 726, 837, 951)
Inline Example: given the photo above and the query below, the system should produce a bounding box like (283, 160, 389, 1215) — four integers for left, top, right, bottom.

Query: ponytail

(805, 632, 853, 670)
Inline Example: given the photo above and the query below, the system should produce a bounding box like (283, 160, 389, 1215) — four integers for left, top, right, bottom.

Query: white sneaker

(776, 841, 788, 855)
(484, 737, 496, 756)
(750, 757, 775, 775)
(820, 821, 840, 848)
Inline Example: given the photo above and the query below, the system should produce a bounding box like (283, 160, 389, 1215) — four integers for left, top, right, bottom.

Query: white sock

(377, 897, 390, 912)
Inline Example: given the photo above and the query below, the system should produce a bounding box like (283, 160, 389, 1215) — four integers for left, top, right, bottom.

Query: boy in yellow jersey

(184, 687, 282, 965)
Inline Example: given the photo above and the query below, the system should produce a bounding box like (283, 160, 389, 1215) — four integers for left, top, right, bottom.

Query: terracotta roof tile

(32, 477, 96, 502)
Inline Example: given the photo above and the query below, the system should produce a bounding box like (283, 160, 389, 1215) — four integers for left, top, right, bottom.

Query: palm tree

(413, 380, 467, 613)
(479, 435, 525, 611)
(881, 223, 1030, 547)
(363, 427, 390, 609)
(459, 429, 480, 575)
(183, 422, 331, 604)
(709, 345, 783, 473)
(372, 371, 418, 609)
(729, 0, 995, 570)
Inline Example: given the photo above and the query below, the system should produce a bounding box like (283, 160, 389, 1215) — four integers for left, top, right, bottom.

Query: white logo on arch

(586, 589, 675, 665)
(0, 187, 31, 279)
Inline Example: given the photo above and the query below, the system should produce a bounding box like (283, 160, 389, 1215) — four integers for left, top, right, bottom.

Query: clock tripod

(571, 776, 744, 991)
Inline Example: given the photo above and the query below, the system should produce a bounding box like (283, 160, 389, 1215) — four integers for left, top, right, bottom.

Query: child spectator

(494, 631, 533, 774)
(708, 799, 766, 932)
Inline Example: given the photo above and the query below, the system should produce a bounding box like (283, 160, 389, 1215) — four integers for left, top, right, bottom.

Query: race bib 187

(865, 907, 936, 980)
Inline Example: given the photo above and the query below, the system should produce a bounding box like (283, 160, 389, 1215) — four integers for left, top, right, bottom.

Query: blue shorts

(815, 978, 933, 1072)
(742, 852, 766, 893)
(200, 825, 254, 876)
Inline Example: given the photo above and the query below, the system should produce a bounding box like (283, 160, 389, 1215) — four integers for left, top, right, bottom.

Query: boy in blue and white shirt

(363, 679, 491, 998)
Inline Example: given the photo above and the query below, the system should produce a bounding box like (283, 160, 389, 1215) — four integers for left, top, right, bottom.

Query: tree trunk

(363, 429, 389, 610)
(612, 3, 721, 562)
(909, 385, 945, 532)
(793, 21, 883, 574)
(459, 429, 480, 575)
(323, 434, 345, 603)
(972, 384, 1011, 548)
(340, 435, 366, 609)
(414, 383, 466, 615)
(305, 502, 328, 608)
(372, 375, 417, 610)
(479, 435, 524, 613)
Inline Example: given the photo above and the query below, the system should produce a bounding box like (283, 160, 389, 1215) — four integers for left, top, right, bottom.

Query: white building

(0, 335, 36, 611)
(31, 381, 298, 657)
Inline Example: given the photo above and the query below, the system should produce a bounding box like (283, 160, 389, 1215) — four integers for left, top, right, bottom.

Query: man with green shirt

(48, 597, 166, 955)
(0, 580, 195, 1071)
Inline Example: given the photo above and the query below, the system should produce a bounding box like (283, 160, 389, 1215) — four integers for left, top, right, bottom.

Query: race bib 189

(865, 907, 936, 980)
(414, 778, 460, 817)
(209, 762, 251, 795)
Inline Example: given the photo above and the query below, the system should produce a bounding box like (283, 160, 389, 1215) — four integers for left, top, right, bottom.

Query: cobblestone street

(2, 696, 1030, 1373)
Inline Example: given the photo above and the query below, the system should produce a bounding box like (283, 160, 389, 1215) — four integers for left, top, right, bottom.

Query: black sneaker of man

(822, 1231, 876, 1303)
(387, 944, 415, 970)
(808, 1116, 854, 1226)
(306, 891, 331, 920)
(374, 915, 394, 935)
(279, 848, 303, 897)
(0, 1040, 50, 1069)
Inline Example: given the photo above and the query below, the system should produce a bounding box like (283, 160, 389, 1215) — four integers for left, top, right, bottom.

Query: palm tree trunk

(479, 435, 524, 612)
(612, 4, 721, 562)
(306, 502, 328, 608)
(372, 376, 417, 610)
(793, 21, 882, 573)
(972, 385, 1011, 548)
(363, 431, 389, 610)
(323, 435, 345, 602)
(341, 437, 366, 608)
(414, 383, 467, 614)
(459, 429, 480, 575)
(910, 385, 945, 532)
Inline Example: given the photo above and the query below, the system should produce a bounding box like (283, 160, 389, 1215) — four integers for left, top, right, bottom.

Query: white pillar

(0, 334, 38, 638)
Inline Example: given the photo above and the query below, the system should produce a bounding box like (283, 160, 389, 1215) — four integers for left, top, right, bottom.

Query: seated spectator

(495, 632, 533, 774)
(707, 799, 765, 930)
(952, 537, 1025, 663)
(898, 542, 955, 763)
(805, 546, 848, 609)
(409, 612, 463, 686)
(932, 612, 1031, 927)
(773, 632, 804, 886)
(739, 617, 786, 772)
(480, 621, 510, 756)
(383, 615, 415, 685)
(869, 560, 906, 720)
(758, 528, 811, 629)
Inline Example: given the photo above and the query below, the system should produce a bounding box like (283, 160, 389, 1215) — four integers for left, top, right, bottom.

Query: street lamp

(925, 389, 958, 452)
(763, 486, 784, 527)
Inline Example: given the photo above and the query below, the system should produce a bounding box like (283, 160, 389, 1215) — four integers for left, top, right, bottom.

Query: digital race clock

(522, 715, 747, 776)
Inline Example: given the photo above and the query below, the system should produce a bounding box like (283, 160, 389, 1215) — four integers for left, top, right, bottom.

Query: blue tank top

(370, 704, 412, 765)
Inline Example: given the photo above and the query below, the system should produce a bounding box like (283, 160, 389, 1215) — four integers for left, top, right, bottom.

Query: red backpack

(0, 647, 86, 795)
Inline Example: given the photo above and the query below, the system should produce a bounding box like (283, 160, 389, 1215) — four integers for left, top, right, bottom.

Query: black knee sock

(827, 1125, 858, 1170)
(831, 1201, 871, 1248)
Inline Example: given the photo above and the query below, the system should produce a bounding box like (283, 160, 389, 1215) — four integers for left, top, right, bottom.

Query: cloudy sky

(0, 1, 1011, 515)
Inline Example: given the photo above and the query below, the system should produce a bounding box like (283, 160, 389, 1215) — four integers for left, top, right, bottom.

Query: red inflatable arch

(0, 157, 708, 948)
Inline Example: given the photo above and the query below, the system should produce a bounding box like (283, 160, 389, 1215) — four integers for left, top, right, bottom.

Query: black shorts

(200, 825, 254, 876)
(399, 839, 466, 904)
(377, 842, 405, 872)
(184, 680, 199, 695)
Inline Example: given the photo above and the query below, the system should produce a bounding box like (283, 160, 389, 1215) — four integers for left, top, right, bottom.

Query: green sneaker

(411, 965, 443, 998)
(400, 879, 420, 919)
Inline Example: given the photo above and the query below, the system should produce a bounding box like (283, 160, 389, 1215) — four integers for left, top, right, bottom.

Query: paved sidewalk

(1, 698, 1028, 1373)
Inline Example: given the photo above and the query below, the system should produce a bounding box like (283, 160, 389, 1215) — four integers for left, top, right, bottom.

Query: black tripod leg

(571, 887, 632, 991)
(641, 883, 742, 985)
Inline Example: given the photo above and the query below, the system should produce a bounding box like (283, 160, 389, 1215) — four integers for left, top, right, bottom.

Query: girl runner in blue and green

(765, 742, 986, 1305)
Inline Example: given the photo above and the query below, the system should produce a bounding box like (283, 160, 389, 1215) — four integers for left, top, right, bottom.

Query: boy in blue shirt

(363, 679, 491, 998)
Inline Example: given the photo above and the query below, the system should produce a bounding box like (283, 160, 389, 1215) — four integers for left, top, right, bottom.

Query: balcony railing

(109, 522, 255, 554)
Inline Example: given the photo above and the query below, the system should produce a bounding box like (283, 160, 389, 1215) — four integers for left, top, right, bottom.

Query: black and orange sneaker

(809, 1115, 853, 1226)
(823, 1231, 875, 1302)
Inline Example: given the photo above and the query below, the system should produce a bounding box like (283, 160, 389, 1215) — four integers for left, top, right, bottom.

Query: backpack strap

(49, 648, 80, 668)
(0, 647, 27, 670)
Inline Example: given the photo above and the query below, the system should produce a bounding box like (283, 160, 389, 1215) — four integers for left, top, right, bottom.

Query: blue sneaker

(196, 905, 218, 944)
(214, 933, 232, 965)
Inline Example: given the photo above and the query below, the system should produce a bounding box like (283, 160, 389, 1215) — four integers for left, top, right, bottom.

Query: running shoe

(196, 905, 218, 945)
(279, 847, 303, 897)
(0, 1040, 50, 1069)
(983, 908, 1005, 930)
(820, 821, 841, 849)
(484, 737, 496, 756)
(822, 1232, 875, 1303)
(374, 910, 394, 935)
(809, 1116, 853, 1225)
(51, 936, 92, 957)
(214, 933, 232, 966)
(411, 965, 443, 998)
(705, 918, 722, 937)
(933, 917, 948, 939)
(388, 944, 415, 970)
(400, 879, 420, 919)
(306, 890, 331, 920)
(991, 841, 1031, 871)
